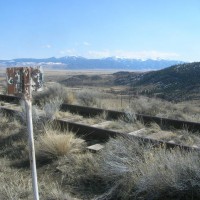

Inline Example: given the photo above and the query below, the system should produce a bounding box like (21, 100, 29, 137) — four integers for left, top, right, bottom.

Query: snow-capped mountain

(0, 56, 184, 70)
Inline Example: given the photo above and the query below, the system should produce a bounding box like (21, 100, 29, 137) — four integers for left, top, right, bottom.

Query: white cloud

(88, 50, 111, 58)
(59, 50, 66, 55)
(42, 44, 52, 49)
(83, 41, 91, 46)
(86, 50, 180, 60)
(59, 49, 77, 56)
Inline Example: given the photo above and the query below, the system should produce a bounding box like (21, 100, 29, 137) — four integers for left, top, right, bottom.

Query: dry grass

(33, 83, 76, 106)
(0, 78, 7, 94)
(55, 110, 83, 121)
(57, 137, 145, 199)
(74, 89, 200, 122)
(36, 70, 200, 122)
(42, 97, 63, 121)
(17, 100, 41, 126)
(169, 129, 200, 147)
(0, 113, 83, 199)
(135, 148, 200, 200)
(54, 135, 200, 200)
(106, 120, 145, 132)
(36, 126, 86, 161)
(102, 136, 200, 200)
(0, 113, 28, 160)
(0, 158, 32, 200)
(0, 158, 77, 200)
(0, 114, 21, 137)
(129, 96, 200, 122)
(17, 97, 63, 127)
(2, 88, 200, 199)
(56, 110, 108, 125)
(64, 91, 76, 104)
(76, 112, 108, 125)
(57, 152, 104, 199)
(76, 89, 100, 107)
(132, 122, 200, 148)
(106, 114, 145, 133)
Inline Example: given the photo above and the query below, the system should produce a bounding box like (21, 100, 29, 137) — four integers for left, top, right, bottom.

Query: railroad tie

(87, 144, 104, 152)
(91, 121, 113, 128)
(127, 128, 146, 136)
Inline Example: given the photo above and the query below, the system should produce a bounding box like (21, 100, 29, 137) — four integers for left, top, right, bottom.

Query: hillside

(58, 62, 200, 102)
(119, 62, 200, 101)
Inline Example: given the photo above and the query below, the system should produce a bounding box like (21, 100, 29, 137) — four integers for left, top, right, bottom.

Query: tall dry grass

(0, 158, 76, 200)
(129, 96, 200, 122)
(75, 89, 200, 123)
(36, 126, 86, 161)
(58, 152, 104, 199)
(2, 90, 200, 199)
(0, 112, 82, 199)
(58, 135, 200, 200)
(97, 136, 200, 199)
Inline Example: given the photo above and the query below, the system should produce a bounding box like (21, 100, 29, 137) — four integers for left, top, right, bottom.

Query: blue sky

(0, 0, 200, 61)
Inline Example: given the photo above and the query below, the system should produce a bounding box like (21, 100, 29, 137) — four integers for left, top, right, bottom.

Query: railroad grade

(1, 93, 200, 131)
(1, 94, 200, 152)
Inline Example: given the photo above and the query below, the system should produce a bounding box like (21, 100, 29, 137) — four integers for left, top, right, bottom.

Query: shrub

(58, 152, 104, 199)
(33, 83, 74, 106)
(59, 135, 200, 200)
(42, 97, 63, 121)
(122, 109, 136, 123)
(76, 89, 100, 107)
(17, 97, 63, 127)
(135, 148, 200, 200)
(130, 96, 165, 116)
(94, 136, 149, 200)
(59, 136, 149, 199)
(17, 100, 41, 126)
(64, 91, 76, 104)
(129, 96, 200, 122)
(95, 136, 200, 200)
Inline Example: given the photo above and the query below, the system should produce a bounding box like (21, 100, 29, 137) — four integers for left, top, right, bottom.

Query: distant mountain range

(0, 56, 184, 71)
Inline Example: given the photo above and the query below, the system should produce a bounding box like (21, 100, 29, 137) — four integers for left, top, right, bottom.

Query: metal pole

(121, 93, 123, 107)
(24, 97, 39, 200)
(6, 67, 40, 200)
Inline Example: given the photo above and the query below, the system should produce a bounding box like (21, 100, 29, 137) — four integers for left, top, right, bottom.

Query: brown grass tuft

(36, 128, 86, 161)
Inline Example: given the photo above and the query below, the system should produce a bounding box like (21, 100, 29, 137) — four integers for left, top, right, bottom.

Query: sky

(0, 0, 200, 61)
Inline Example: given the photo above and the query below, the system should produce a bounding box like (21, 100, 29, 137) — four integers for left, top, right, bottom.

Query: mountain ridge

(114, 62, 200, 101)
(0, 56, 184, 71)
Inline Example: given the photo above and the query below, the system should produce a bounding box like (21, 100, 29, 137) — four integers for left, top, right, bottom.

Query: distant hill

(46, 61, 200, 102)
(114, 62, 200, 101)
(0, 56, 183, 71)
